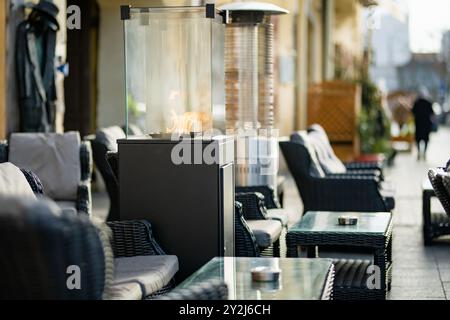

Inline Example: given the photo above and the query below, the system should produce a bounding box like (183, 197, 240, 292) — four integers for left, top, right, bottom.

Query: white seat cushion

(0, 163, 36, 199)
(246, 220, 282, 248)
(266, 209, 290, 227)
(108, 282, 142, 301)
(113, 255, 179, 299)
(96, 126, 126, 152)
(9, 132, 81, 201)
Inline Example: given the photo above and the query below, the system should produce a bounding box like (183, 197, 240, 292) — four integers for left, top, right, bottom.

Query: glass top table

(290, 211, 392, 235)
(177, 257, 334, 300)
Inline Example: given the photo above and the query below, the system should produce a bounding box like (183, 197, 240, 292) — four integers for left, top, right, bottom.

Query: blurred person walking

(412, 87, 435, 160)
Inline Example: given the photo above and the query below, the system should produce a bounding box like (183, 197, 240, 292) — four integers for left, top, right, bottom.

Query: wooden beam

(0, 1, 5, 139)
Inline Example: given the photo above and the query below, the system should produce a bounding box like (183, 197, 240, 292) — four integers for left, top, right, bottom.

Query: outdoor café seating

(0, 162, 183, 300)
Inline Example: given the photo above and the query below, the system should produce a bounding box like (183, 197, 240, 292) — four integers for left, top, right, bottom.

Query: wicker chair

(234, 202, 261, 257)
(85, 127, 126, 221)
(235, 194, 282, 257)
(280, 135, 394, 213)
(427, 168, 450, 242)
(0, 196, 112, 299)
(0, 194, 183, 300)
(0, 135, 93, 216)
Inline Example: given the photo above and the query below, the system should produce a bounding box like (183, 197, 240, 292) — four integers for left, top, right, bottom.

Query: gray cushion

(308, 125, 347, 174)
(9, 132, 81, 201)
(290, 131, 325, 177)
(309, 131, 347, 174)
(113, 255, 178, 299)
(246, 220, 282, 248)
(96, 126, 126, 152)
(0, 163, 36, 199)
(266, 209, 289, 227)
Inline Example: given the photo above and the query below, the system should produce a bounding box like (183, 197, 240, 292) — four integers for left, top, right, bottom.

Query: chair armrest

(158, 280, 228, 300)
(236, 192, 268, 220)
(327, 172, 381, 183)
(80, 140, 93, 182)
(77, 180, 92, 216)
(309, 176, 388, 212)
(106, 151, 119, 183)
(345, 161, 383, 171)
(21, 169, 45, 196)
(234, 202, 260, 257)
(236, 185, 280, 209)
(0, 140, 8, 163)
(106, 220, 166, 258)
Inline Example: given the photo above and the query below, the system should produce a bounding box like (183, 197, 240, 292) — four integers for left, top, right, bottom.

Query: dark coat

(412, 98, 435, 142)
(16, 13, 58, 132)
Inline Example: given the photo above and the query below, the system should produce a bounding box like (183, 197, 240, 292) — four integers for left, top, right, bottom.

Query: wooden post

(0, 1, 6, 139)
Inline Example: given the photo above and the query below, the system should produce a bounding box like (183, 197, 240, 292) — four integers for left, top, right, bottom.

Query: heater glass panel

(124, 7, 225, 136)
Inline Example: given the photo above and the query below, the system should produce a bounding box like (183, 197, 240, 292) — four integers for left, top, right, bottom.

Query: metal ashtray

(251, 267, 281, 282)
(338, 216, 359, 226)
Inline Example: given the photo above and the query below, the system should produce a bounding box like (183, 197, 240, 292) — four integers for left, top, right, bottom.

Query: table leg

(287, 244, 299, 258)
(306, 246, 318, 258)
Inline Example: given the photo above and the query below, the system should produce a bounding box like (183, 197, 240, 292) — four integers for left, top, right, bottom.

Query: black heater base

(118, 136, 235, 281)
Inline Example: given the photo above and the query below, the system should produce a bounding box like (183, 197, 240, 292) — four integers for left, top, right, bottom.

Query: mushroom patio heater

(118, 3, 234, 281)
(220, 2, 288, 192)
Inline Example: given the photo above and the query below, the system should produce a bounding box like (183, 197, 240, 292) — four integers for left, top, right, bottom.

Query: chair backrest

(428, 169, 450, 216)
(91, 127, 126, 221)
(7, 132, 82, 201)
(0, 196, 113, 300)
(279, 137, 320, 210)
(289, 131, 325, 178)
(308, 124, 346, 174)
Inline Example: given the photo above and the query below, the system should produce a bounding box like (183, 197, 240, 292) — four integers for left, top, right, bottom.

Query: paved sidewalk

(385, 126, 450, 300)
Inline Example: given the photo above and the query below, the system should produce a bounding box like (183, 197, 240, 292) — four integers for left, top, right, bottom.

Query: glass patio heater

(123, 2, 225, 136)
(118, 3, 235, 282)
(220, 2, 288, 190)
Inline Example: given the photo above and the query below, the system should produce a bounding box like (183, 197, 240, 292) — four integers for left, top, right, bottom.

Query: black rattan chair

(0, 137, 93, 216)
(85, 127, 126, 221)
(0, 194, 183, 300)
(280, 134, 394, 213)
(235, 194, 282, 257)
(234, 202, 261, 257)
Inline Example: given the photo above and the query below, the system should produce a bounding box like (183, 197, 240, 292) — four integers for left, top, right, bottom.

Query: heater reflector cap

(219, 1, 289, 15)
